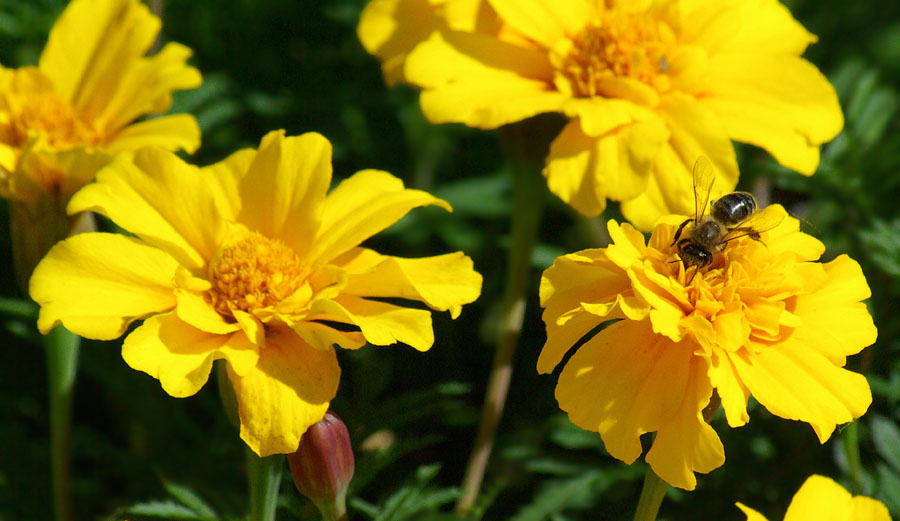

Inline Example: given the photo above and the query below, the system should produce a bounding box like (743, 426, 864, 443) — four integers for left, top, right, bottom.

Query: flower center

(206, 232, 306, 317)
(552, 12, 673, 98)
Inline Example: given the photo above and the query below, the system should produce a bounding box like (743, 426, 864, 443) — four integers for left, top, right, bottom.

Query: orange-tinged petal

(782, 475, 890, 521)
(729, 337, 872, 443)
(68, 148, 234, 270)
(105, 114, 200, 155)
(311, 296, 434, 351)
(122, 312, 257, 397)
(556, 320, 694, 466)
(238, 131, 331, 256)
(789, 255, 877, 365)
(309, 169, 451, 266)
(646, 356, 724, 490)
(704, 54, 842, 174)
(228, 327, 340, 456)
(487, 0, 591, 49)
(30, 232, 178, 338)
(39, 0, 158, 118)
(335, 248, 482, 319)
(92, 42, 201, 135)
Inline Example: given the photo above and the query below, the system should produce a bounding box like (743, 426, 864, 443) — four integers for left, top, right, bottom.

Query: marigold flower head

(29, 130, 483, 456)
(737, 474, 890, 521)
(0, 0, 201, 286)
(358, 0, 843, 230)
(539, 207, 876, 490)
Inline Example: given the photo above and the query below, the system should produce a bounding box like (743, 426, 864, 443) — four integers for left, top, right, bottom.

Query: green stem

(632, 469, 669, 521)
(247, 449, 283, 521)
(842, 421, 863, 494)
(456, 118, 555, 514)
(43, 326, 80, 521)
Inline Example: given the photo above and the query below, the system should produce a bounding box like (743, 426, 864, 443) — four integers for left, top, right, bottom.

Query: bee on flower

(358, 0, 843, 230)
(539, 204, 876, 489)
(29, 130, 483, 456)
(0, 0, 201, 285)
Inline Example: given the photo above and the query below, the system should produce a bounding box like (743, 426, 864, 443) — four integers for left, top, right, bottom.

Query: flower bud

(288, 411, 354, 521)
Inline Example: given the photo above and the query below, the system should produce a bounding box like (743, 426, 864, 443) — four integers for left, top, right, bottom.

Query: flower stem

(43, 326, 80, 521)
(247, 449, 284, 521)
(456, 117, 557, 514)
(632, 468, 669, 521)
(842, 420, 863, 494)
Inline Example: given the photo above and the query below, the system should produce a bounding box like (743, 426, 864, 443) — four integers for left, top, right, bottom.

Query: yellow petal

(105, 114, 200, 155)
(735, 503, 770, 521)
(13, 144, 115, 207)
(646, 356, 724, 490)
(40, 0, 157, 117)
(121, 312, 257, 398)
(287, 320, 367, 351)
(789, 255, 877, 365)
(238, 131, 331, 255)
(704, 54, 842, 174)
(404, 31, 567, 128)
(782, 475, 890, 521)
(309, 169, 451, 266)
(730, 336, 872, 443)
(174, 288, 240, 335)
(68, 148, 235, 270)
(487, 0, 591, 48)
(357, 0, 442, 85)
(311, 296, 434, 351)
(336, 248, 482, 319)
(228, 327, 340, 456)
(683, 0, 816, 56)
(708, 348, 750, 428)
(92, 42, 201, 136)
(555, 320, 695, 466)
(30, 232, 178, 339)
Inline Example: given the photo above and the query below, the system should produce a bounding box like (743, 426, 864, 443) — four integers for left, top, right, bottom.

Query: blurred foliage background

(0, 0, 899, 520)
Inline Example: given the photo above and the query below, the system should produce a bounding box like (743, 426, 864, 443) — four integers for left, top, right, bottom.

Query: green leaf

(162, 481, 218, 519)
(123, 500, 207, 520)
(509, 471, 603, 521)
(872, 415, 900, 474)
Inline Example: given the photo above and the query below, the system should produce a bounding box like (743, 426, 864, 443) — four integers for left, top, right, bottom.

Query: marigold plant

(539, 208, 876, 489)
(29, 130, 483, 456)
(737, 474, 890, 521)
(358, 0, 842, 230)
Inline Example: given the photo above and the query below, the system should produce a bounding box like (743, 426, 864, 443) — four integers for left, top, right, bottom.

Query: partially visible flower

(737, 474, 890, 521)
(358, 0, 842, 230)
(539, 207, 876, 489)
(289, 411, 355, 521)
(0, 0, 201, 284)
(30, 130, 482, 456)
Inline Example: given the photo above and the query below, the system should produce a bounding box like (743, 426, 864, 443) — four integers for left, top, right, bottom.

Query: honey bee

(671, 156, 783, 281)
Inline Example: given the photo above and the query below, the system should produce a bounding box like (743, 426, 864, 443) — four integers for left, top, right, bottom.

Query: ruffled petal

(105, 114, 200, 155)
(309, 169, 451, 266)
(30, 232, 178, 339)
(310, 296, 434, 351)
(646, 355, 724, 490)
(555, 320, 695, 466)
(487, 0, 591, 48)
(789, 255, 877, 365)
(121, 312, 258, 398)
(704, 54, 842, 174)
(237, 131, 331, 256)
(334, 248, 482, 319)
(287, 320, 367, 351)
(729, 337, 872, 443)
(708, 348, 751, 427)
(68, 148, 235, 270)
(404, 31, 567, 128)
(228, 327, 340, 456)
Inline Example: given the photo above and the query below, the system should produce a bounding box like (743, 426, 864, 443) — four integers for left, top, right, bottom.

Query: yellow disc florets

(553, 12, 674, 98)
(206, 232, 306, 318)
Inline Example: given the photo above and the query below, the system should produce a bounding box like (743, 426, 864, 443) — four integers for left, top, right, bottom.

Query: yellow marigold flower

(29, 130, 483, 456)
(539, 207, 876, 490)
(357, 0, 843, 230)
(737, 475, 890, 521)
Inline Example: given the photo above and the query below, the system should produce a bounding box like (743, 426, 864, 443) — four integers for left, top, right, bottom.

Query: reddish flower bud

(288, 411, 354, 521)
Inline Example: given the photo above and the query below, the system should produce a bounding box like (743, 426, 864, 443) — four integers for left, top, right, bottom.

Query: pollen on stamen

(206, 232, 306, 318)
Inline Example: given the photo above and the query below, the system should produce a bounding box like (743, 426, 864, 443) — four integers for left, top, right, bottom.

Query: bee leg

(725, 226, 766, 245)
(671, 218, 692, 246)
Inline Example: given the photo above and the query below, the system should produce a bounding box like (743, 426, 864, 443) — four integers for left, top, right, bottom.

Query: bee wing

(722, 205, 786, 243)
(692, 156, 715, 222)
